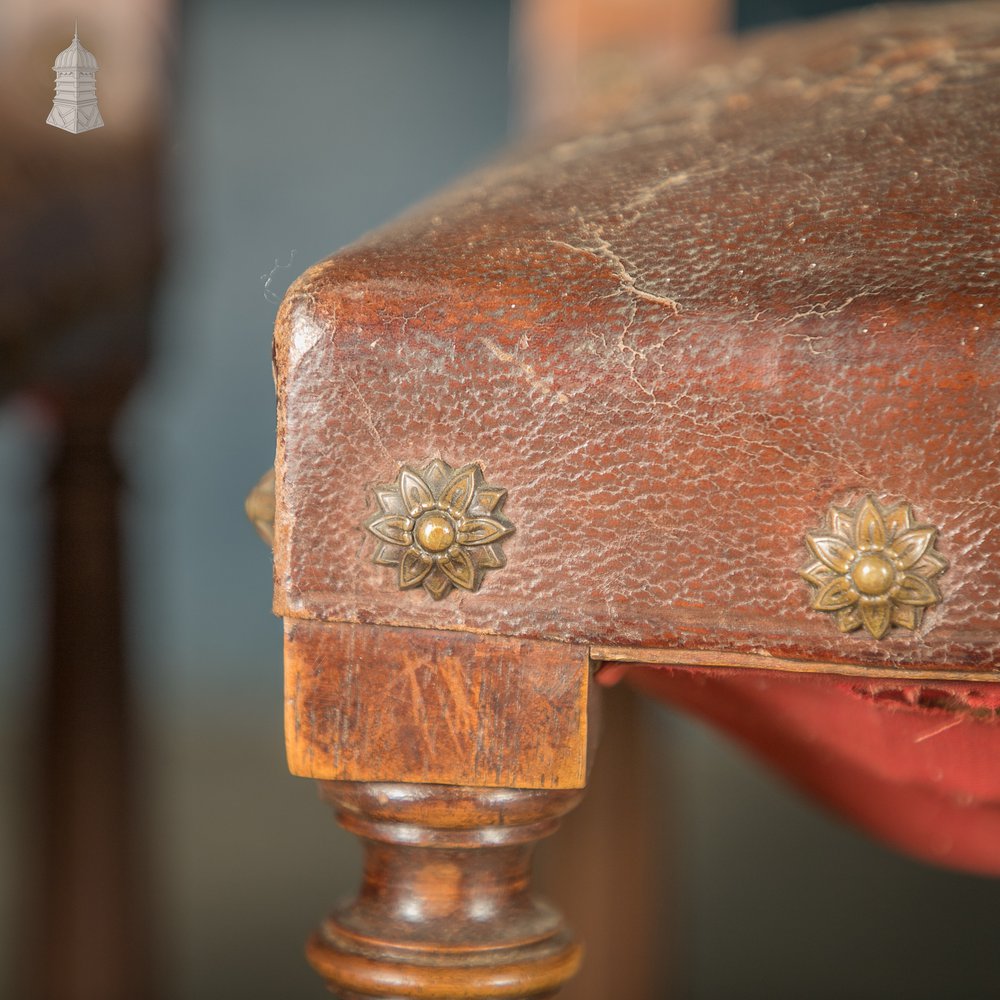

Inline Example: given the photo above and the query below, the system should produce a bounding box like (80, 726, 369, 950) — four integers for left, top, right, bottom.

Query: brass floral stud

(801, 495, 947, 639)
(364, 458, 514, 600)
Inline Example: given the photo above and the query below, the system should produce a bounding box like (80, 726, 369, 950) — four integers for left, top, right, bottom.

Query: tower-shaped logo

(46, 24, 104, 134)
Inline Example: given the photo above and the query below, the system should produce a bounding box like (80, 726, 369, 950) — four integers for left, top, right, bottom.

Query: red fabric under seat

(598, 664, 1000, 875)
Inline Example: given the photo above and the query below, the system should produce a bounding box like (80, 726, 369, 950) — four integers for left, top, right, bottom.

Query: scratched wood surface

(285, 621, 595, 788)
(273, 2, 1000, 675)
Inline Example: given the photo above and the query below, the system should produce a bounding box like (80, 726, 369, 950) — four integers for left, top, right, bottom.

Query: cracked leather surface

(273, 2, 1000, 674)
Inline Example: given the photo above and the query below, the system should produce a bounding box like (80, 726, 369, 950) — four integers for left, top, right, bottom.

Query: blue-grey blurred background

(2, 1, 999, 998)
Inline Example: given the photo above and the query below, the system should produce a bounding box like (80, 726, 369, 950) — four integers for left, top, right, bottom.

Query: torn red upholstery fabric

(599, 663, 1000, 875)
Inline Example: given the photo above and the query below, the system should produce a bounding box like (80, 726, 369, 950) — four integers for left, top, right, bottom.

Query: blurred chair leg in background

(537, 682, 674, 1000)
(0, 3, 171, 995)
(27, 309, 157, 1000)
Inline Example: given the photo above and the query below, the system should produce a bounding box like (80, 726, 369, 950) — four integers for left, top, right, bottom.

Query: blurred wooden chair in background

(0, 2, 169, 997)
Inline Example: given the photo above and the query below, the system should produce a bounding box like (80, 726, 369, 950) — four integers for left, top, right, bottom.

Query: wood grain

(285, 621, 596, 789)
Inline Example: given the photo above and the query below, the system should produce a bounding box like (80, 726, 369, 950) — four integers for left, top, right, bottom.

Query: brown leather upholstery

(274, 2, 1000, 677)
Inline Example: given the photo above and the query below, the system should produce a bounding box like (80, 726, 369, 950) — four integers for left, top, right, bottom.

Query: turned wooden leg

(272, 620, 597, 999)
(22, 354, 155, 1000)
(309, 782, 584, 1000)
